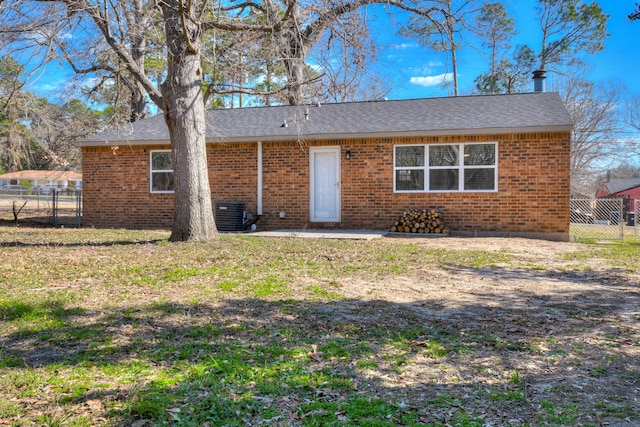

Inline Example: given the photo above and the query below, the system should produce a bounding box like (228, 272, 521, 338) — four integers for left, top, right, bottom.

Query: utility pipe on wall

(257, 141, 263, 215)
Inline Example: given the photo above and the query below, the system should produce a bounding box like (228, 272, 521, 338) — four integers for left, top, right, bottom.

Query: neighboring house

(79, 92, 574, 240)
(0, 170, 82, 194)
(596, 178, 640, 216)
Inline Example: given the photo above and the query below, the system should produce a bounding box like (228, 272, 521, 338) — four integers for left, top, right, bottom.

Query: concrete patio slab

(249, 229, 388, 240)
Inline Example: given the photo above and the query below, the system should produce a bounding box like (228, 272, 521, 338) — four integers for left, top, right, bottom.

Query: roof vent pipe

(533, 69, 547, 92)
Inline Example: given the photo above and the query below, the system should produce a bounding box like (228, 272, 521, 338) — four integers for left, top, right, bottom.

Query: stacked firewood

(390, 208, 449, 234)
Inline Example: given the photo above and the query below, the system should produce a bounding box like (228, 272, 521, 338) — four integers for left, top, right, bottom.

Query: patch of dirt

(0, 211, 79, 228)
(327, 237, 640, 426)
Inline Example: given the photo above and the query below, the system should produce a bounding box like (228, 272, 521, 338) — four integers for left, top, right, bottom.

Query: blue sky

(369, 0, 640, 99)
(30, 1, 640, 102)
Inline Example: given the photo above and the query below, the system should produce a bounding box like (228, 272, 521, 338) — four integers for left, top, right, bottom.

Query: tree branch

(68, 0, 164, 106)
(304, 0, 444, 48)
(178, 0, 198, 53)
(218, 1, 267, 14)
(203, 71, 325, 106)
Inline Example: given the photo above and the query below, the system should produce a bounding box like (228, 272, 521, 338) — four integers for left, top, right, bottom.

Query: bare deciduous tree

(250, 0, 444, 104)
(400, 0, 483, 96)
(1, 55, 97, 172)
(553, 70, 625, 191)
(626, 93, 640, 134)
(29, 99, 101, 170)
(310, 12, 390, 103)
(0, 0, 279, 241)
(1, 0, 442, 241)
(0, 56, 31, 172)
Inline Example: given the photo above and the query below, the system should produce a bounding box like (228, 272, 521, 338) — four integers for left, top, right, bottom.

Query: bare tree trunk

(129, 37, 147, 122)
(129, 0, 149, 122)
(283, 41, 307, 105)
(446, 14, 459, 97)
(451, 41, 459, 96)
(161, 0, 217, 242)
(280, 1, 307, 106)
(130, 82, 147, 122)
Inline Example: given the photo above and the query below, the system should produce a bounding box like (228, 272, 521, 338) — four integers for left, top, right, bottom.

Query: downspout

(242, 141, 264, 231)
(257, 141, 263, 215)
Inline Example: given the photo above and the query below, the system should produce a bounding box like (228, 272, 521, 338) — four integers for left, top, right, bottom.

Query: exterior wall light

(345, 150, 351, 160)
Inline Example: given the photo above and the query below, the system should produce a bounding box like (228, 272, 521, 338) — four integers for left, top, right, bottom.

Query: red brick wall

(81, 131, 571, 235)
(209, 142, 258, 213)
(82, 145, 175, 228)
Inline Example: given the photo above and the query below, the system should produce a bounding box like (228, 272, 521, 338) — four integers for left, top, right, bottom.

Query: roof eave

(78, 139, 171, 148)
(78, 125, 573, 147)
(207, 125, 573, 143)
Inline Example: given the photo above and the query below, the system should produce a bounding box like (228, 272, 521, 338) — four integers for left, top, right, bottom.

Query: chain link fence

(570, 197, 628, 241)
(51, 189, 82, 227)
(2, 187, 636, 236)
(636, 200, 640, 239)
(0, 186, 82, 227)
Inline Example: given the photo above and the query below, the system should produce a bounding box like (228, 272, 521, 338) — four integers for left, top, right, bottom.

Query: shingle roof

(0, 170, 82, 180)
(80, 92, 573, 146)
(603, 178, 640, 194)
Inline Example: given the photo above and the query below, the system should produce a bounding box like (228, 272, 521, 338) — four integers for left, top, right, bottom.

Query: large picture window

(394, 143, 497, 192)
(150, 150, 174, 193)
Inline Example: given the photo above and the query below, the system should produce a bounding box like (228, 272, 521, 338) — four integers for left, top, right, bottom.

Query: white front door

(310, 147, 341, 222)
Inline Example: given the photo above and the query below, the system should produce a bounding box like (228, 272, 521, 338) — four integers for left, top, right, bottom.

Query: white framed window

(394, 143, 497, 193)
(150, 150, 174, 193)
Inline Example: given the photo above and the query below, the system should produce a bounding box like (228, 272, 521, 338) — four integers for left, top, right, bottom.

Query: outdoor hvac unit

(214, 201, 246, 232)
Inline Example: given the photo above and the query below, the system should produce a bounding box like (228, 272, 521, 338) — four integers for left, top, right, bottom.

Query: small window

(150, 150, 174, 193)
(395, 146, 425, 191)
(396, 146, 425, 167)
(429, 145, 459, 191)
(396, 169, 425, 191)
(463, 144, 496, 191)
(394, 143, 497, 193)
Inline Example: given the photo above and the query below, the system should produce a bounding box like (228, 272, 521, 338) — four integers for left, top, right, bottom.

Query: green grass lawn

(1, 227, 639, 426)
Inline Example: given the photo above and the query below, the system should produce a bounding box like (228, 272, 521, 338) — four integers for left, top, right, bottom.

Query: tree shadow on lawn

(0, 238, 166, 248)
(1, 277, 639, 426)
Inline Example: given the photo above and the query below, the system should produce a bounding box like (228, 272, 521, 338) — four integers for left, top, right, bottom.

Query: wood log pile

(390, 208, 449, 234)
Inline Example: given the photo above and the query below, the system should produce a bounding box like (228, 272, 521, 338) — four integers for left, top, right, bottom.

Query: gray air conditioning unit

(214, 201, 246, 232)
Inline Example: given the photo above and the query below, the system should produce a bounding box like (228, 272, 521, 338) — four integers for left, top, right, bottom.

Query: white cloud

(410, 73, 454, 87)
(392, 42, 417, 50)
(407, 62, 445, 76)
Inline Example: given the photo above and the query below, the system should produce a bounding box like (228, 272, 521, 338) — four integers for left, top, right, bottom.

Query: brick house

(596, 178, 640, 222)
(80, 92, 573, 240)
(0, 170, 82, 194)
